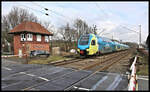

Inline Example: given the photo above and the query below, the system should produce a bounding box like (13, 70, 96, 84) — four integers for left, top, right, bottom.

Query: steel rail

(51, 50, 129, 66)
(24, 50, 130, 91)
(61, 50, 128, 70)
(64, 50, 130, 90)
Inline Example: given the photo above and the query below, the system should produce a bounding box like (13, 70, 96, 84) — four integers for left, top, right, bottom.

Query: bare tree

(38, 20, 51, 30)
(73, 18, 98, 41)
(6, 7, 39, 30)
(57, 23, 77, 52)
(2, 7, 39, 53)
(57, 19, 98, 52)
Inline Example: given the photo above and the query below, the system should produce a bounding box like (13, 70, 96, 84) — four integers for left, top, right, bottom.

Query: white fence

(2, 54, 27, 58)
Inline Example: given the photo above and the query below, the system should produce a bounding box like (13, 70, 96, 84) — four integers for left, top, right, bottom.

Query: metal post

(50, 36, 52, 55)
(82, 22, 84, 34)
(139, 25, 141, 48)
(76, 24, 79, 49)
(112, 32, 114, 40)
(25, 45, 28, 64)
(26, 53, 28, 64)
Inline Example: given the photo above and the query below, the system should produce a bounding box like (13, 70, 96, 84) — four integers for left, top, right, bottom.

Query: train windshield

(79, 35, 89, 45)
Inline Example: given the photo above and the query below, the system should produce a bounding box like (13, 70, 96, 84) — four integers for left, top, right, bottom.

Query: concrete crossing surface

(1, 59, 149, 91)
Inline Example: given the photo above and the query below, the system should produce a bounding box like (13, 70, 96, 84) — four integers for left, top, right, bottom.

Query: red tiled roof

(8, 21, 53, 35)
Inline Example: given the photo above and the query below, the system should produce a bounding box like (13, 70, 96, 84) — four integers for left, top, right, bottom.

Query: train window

(79, 35, 89, 45)
(91, 40, 95, 45)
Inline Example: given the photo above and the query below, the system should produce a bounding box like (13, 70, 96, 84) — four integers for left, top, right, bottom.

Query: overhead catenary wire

(120, 25, 139, 33)
(19, 4, 70, 24)
(95, 3, 109, 18)
(98, 29, 106, 36)
(18, 5, 47, 15)
(30, 2, 107, 33)
(101, 4, 138, 33)
(31, 2, 74, 22)
(21, 2, 96, 38)
(95, 3, 141, 44)
(110, 24, 138, 36)
(94, 3, 114, 37)
(31, 2, 92, 29)
(94, 3, 139, 42)
(21, 2, 139, 43)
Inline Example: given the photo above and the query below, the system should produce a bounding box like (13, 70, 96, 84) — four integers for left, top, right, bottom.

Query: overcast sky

(2, 1, 149, 44)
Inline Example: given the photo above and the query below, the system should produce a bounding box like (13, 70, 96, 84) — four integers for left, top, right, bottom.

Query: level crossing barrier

(128, 56, 138, 91)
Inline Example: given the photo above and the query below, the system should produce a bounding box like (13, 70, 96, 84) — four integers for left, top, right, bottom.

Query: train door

(90, 37, 98, 55)
(104, 42, 110, 53)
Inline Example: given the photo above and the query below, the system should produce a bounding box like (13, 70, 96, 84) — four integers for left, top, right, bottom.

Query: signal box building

(8, 21, 53, 57)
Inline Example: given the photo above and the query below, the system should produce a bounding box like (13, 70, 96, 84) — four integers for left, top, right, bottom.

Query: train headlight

(86, 49, 89, 54)
(77, 49, 80, 53)
(86, 49, 89, 51)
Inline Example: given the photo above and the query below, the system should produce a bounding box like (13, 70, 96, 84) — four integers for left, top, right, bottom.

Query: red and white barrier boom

(128, 56, 138, 91)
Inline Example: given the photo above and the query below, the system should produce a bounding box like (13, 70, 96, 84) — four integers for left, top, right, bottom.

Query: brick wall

(14, 34, 22, 55)
(13, 33, 50, 56)
(28, 43, 49, 51)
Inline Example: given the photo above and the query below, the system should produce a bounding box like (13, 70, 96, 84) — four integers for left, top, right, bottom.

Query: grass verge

(28, 55, 71, 64)
(136, 50, 149, 76)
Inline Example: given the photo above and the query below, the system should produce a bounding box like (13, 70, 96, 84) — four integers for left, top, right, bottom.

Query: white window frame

(20, 34, 26, 41)
(45, 36, 49, 42)
(37, 34, 41, 42)
(27, 33, 33, 41)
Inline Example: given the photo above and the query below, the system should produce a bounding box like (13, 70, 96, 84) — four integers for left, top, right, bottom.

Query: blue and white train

(77, 33, 129, 56)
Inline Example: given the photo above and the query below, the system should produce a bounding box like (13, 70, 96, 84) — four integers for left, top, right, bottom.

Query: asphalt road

(1, 58, 149, 91)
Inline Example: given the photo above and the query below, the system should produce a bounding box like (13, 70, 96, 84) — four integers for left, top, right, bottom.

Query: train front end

(77, 34, 90, 56)
(77, 34, 98, 56)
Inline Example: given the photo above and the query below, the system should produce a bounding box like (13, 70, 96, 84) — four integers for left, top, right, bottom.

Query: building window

(45, 36, 49, 42)
(37, 34, 41, 42)
(27, 33, 33, 41)
(20, 34, 26, 41)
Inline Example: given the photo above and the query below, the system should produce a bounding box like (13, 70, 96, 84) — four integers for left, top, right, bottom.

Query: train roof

(113, 41, 120, 44)
(96, 35, 113, 42)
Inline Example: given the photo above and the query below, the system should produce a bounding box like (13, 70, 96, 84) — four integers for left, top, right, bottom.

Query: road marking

(19, 72, 49, 81)
(137, 77, 149, 80)
(138, 75, 148, 78)
(106, 75, 122, 90)
(97, 71, 122, 76)
(91, 76, 108, 90)
(19, 72, 26, 74)
(26, 74, 36, 77)
(25, 88, 39, 91)
(2, 67, 12, 71)
(2, 81, 23, 89)
(73, 86, 90, 91)
(38, 77, 49, 81)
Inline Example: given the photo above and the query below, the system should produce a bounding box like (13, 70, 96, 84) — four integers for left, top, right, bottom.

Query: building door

(19, 49, 22, 58)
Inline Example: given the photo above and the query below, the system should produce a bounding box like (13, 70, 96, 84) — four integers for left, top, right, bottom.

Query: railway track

(49, 57, 85, 66)
(85, 50, 129, 71)
(64, 50, 132, 90)
(24, 49, 132, 91)
(56, 50, 129, 70)
(50, 50, 128, 67)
